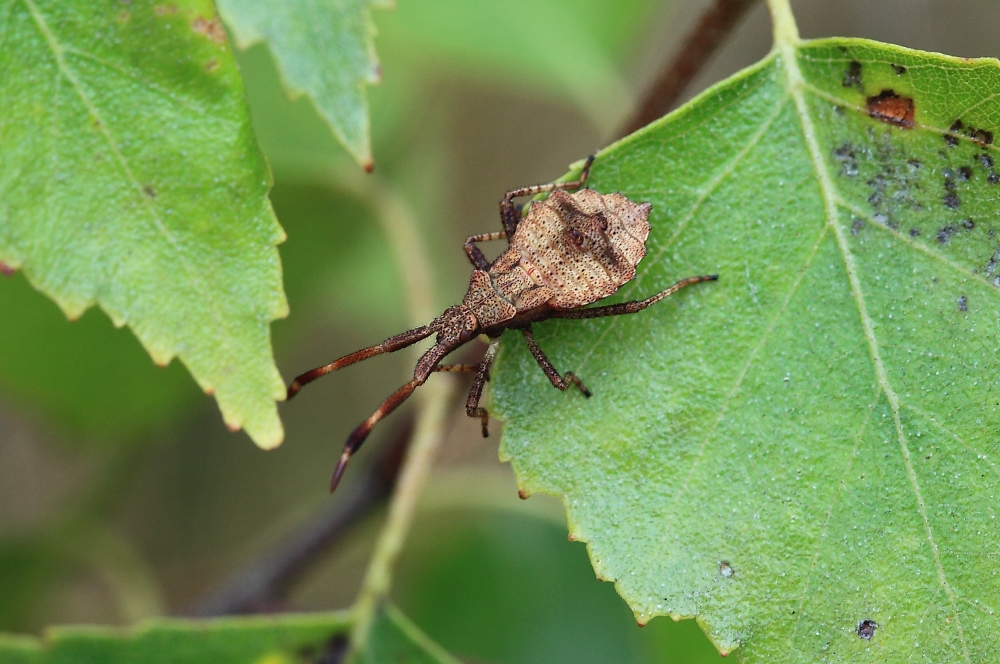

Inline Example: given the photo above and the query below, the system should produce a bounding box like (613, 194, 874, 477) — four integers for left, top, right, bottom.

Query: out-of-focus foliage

(0, 608, 458, 664)
(216, 0, 391, 168)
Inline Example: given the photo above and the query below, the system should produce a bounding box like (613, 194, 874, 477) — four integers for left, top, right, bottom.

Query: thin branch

(619, 0, 761, 137)
(187, 417, 413, 617)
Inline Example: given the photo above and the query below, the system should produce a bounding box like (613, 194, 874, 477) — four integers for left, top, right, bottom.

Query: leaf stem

(765, 0, 800, 48)
(346, 179, 456, 655)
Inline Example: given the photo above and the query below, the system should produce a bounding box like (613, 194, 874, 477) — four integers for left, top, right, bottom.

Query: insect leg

(329, 342, 454, 492)
(287, 325, 435, 399)
(552, 275, 718, 320)
(463, 231, 507, 270)
(464, 337, 499, 437)
(520, 326, 591, 397)
(499, 155, 595, 236)
(433, 364, 480, 373)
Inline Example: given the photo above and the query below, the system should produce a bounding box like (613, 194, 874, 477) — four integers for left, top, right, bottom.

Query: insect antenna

(286, 325, 435, 399)
(329, 342, 453, 492)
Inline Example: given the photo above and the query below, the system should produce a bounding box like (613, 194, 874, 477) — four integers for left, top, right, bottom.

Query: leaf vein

(21, 0, 237, 390)
(782, 41, 972, 663)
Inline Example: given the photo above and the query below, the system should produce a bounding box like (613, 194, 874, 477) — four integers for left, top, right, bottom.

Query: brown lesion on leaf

(0, 262, 16, 277)
(153, 3, 178, 16)
(866, 90, 915, 128)
(205, 58, 219, 73)
(117, 10, 131, 23)
(192, 15, 227, 45)
(143, 184, 156, 198)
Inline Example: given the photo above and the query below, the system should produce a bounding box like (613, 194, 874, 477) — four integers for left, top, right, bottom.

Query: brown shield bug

(287, 156, 717, 491)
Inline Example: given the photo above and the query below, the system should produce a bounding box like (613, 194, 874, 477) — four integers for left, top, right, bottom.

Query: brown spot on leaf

(866, 90, 914, 128)
(843, 60, 863, 90)
(154, 3, 178, 15)
(143, 184, 156, 198)
(857, 619, 877, 640)
(0, 262, 16, 277)
(192, 16, 226, 45)
(118, 10, 130, 23)
(204, 58, 219, 72)
(972, 128, 994, 146)
(518, 489, 529, 500)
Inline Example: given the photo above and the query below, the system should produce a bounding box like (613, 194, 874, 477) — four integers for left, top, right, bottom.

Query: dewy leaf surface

(216, 0, 390, 169)
(0, 1, 288, 448)
(494, 37, 1000, 662)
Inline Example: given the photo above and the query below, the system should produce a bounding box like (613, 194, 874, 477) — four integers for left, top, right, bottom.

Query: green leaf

(216, 0, 391, 170)
(0, 1, 287, 448)
(0, 607, 457, 664)
(493, 36, 1000, 662)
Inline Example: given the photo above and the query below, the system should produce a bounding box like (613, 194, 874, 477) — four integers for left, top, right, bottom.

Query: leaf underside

(0, 606, 458, 664)
(0, 0, 287, 447)
(216, 0, 389, 169)
(494, 38, 1000, 662)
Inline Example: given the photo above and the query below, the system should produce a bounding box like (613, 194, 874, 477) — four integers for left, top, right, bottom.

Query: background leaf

(216, 0, 391, 170)
(494, 37, 1000, 661)
(0, 608, 457, 664)
(0, 0, 287, 448)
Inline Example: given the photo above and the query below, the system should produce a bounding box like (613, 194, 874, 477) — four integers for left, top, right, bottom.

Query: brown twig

(187, 417, 413, 617)
(620, 0, 760, 137)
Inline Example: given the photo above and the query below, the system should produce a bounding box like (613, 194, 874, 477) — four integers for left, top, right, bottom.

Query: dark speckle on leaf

(958, 295, 968, 312)
(857, 619, 877, 640)
(951, 119, 965, 133)
(944, 134, 960, 148)
(843, 60, 863, 90)
(961, 218, 975, 230)
(937, 225, 958, 243)
(851, 218, 864, 236)
(143, 184, 156, 198)
(972, 128, 994, 146)
(980, 154, 994, 169)
(943, 192, 961, 209)
(909, 228, 920, 237)
(958, 166, 973, 181)
(891, 63, 907, 75)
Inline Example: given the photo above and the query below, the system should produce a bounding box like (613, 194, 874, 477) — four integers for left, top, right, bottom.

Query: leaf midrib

(21, 0, 238, 386)
(777, 36, 972, 661)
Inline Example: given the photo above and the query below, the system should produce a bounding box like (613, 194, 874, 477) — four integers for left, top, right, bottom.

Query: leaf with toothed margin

(0, 606, 460, 664)
(493, 36, 1000, 662)
(216, 0, 391, 170)
(0, 0, 287, 449)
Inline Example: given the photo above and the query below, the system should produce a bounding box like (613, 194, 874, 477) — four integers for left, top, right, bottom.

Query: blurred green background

(3, 0, 1000, 661)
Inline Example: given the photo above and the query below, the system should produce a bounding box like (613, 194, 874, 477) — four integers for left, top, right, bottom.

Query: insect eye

(459, 328, 475, 343)
(594, 213, 608, 232)
(568, 228, 585, 247)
